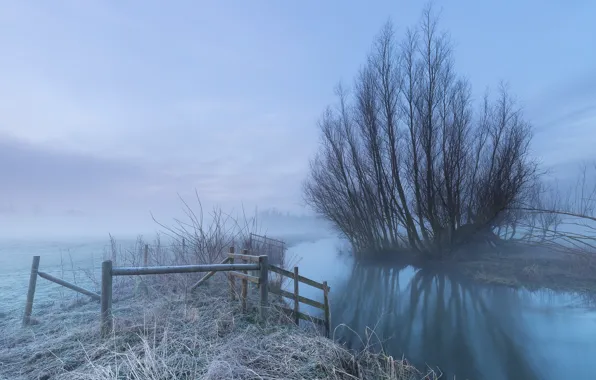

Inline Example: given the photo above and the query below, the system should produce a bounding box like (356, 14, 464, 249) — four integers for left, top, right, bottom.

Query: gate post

(22, 256, 40, 326)
(258, 255, 269, 320)
(100, 260, 113, 337)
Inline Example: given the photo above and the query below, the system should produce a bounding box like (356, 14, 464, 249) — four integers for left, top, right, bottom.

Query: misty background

(1, 0, 595, 239)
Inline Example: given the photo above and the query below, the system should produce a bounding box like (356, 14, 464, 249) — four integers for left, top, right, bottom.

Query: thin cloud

(0, 135, 148, 199)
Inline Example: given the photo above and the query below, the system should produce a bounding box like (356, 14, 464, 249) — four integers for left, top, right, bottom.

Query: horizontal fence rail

(111, 263, 260, 276)
(227, 252, 261, 263)
(268, 265, 329, 291)
(37, 271, 101, 301)
(268, 286, 325, 310)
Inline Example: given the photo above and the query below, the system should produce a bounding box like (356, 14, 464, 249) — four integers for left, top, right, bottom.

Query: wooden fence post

(249, 246, 258, 291)
(143, 244, 149, 266)
(323, 281, 330, 338)
(182, 238, 186, 253)
(229, 247, 235, 301)
(258, 255, 269, 320)
(241, 249, 249, 313)
(22, 256, 40, 326)
(101, 260, 113, 337)
(293, 266, 300, 325)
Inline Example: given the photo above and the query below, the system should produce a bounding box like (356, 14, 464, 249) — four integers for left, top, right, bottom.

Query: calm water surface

(290, 237, 596, 380)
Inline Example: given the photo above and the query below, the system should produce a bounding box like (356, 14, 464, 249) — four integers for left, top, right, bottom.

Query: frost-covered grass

(0, 276, 437, 380)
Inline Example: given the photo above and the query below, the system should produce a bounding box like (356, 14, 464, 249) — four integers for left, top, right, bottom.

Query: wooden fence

(268, 264, 331, 337)
(194, 247, 331, 336)
(22, 246, 331, 338)
(22, 256, 101, 326)
(99, 248, 268, 337)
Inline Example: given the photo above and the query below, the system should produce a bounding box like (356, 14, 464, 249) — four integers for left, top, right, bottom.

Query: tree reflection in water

(331, 262, 543, 380)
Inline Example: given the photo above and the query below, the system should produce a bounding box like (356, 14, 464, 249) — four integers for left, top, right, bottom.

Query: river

(1, 234, 596, 379)
(290, 237, 596, 380)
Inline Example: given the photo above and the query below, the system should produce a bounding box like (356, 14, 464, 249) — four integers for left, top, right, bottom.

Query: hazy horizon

(1, 1, 595, 238)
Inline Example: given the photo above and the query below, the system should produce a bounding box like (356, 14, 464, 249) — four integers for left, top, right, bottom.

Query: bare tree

(303, 6, 538, 258)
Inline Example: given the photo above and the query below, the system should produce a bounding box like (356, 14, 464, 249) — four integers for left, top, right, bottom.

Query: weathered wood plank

(268, 265, 328, 291)
(190, 257, 231, 290)
(228, 253, 261, 263)
(268, 285, 326, 310)
(268, 264, 294, 278)
(38, 271, 100, 301)
(112, 263, 259, 276)
(229, 271, 260, 284)
(277, 306, 326, 326)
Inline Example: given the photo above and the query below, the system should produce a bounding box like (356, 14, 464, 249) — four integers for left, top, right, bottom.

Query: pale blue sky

(0, 1, 595, 237)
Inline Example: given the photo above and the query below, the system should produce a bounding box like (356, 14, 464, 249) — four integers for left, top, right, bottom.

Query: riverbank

(354, 244, 596, 294)
(455, 248, 596, 294)
(0, 276, 438, 380)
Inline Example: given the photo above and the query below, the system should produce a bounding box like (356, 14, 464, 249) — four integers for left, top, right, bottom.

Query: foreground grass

(0, 276, 437, 380)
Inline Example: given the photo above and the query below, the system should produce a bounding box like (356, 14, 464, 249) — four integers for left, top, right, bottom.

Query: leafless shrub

(150, 190, 261, 264)
(98, 192, 271, 300)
